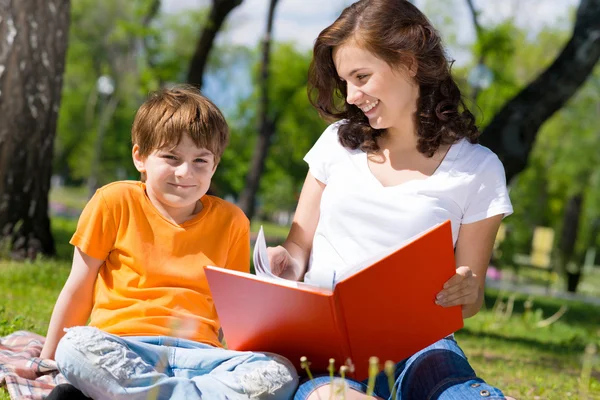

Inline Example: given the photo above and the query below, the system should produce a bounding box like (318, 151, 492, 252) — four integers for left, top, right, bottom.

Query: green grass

(1, 261, 598, 399)
(250, 219, 291, 240)
(49, 185, 89, 211)
(1, 217, 599, 399)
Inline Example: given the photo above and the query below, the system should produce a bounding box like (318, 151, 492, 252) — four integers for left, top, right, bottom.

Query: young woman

(268, 0, 514, 399)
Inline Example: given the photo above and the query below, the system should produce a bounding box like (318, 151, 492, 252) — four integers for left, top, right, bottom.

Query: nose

(346, 82, 362, 105)
(175, 161, 192, 178)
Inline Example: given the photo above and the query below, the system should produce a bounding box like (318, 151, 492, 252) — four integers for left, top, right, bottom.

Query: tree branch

(465, 0, 483, 37)
(480, 0, 600, 182)
(186, 0, 243, 88)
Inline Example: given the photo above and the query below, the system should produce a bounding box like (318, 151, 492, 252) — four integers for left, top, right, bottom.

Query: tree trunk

(480, 0, 600, 182)
(558, 193, 584, 293)
(186, 0, 243, 88)
(238, 0, 280, 220)
(0, 0, 71, 259)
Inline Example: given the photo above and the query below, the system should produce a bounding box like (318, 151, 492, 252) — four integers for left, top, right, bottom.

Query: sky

(160, 0, 580, 111)
(161, 0, 580, 65)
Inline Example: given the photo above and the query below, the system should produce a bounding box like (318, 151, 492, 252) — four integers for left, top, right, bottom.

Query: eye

(194, 158, 208, 163)
(162, 154, 177, 160)
(356, 74, 369, 81)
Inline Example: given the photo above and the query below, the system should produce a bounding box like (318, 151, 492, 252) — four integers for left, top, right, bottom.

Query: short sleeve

(224, 218, 250, 274)
(70, 189, 117, 260)
(303, 123, 343, 184)
(462, 154, 513, 224)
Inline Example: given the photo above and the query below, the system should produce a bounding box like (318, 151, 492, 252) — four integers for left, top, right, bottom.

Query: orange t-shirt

(70, 181, 250, 347)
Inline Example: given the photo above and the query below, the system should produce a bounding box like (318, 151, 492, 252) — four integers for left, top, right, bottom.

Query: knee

(55, 326, 96, 369)
(56, 326, 153, 381)
(401, 349, 477, 399)
(240, 353, 299, 399)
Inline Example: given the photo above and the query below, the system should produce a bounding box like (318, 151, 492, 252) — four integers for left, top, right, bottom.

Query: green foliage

(55, 0, 208, 187)
(215, 43, 327, 217)
(503, 65, 600, 272)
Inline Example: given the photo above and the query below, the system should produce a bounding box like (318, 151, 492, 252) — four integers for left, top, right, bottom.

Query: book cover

(204, 220, 463, 380)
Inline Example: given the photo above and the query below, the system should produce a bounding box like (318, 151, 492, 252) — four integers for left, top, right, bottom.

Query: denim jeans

(294, 337, 505, 399)
(55, 326, 299, 400)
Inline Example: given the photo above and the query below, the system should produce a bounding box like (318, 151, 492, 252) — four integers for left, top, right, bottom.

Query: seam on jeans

(426, 375, 478, 400)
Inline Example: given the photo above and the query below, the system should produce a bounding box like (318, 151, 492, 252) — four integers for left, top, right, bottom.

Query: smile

(169, 183, 196, 189)
(360, 99, 379, 113)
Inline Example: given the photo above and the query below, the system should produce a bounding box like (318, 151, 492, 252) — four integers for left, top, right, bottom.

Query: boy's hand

(266, 246, 293, 277)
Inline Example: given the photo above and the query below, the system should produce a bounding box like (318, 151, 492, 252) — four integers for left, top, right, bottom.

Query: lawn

(0, 219, 598, 399)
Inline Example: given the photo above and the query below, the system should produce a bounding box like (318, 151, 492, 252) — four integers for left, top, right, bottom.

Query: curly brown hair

(308, 0, 479, 156)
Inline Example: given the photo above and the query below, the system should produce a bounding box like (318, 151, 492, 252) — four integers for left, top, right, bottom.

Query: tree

(478, 0, 600, 181)
(238, 0, 280, 220)
(187, 0, 243, 88)
(214, 43, 326, 217)
(0, 0, 71, 258)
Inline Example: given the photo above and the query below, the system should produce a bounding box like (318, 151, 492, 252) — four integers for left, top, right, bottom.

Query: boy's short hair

(132, 85, 229, 163)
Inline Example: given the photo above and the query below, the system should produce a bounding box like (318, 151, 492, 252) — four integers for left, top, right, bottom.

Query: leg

(57, 327, 298, 400)
(373, 337, 506, 400)
(46, 384, 91, 400)
(169, 340, 298, 399)
(55, 326, 203, 400)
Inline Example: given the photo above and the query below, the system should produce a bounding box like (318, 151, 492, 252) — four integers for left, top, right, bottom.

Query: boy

(40, 86, 298, 399)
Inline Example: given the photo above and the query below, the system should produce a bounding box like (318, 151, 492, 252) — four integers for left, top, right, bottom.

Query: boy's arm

(40, 247, 104, 360)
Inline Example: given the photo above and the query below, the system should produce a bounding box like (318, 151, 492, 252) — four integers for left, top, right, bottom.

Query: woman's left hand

(435, 266, 480, 308)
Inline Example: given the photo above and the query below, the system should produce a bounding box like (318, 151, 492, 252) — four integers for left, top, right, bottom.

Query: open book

(204, 220, 463, 380)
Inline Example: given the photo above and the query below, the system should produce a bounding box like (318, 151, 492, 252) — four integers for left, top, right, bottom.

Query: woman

(268, 0, 514, 399)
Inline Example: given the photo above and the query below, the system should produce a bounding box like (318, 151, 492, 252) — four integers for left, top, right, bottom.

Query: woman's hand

(435, 266, 480, 309)
(267, 245, 295, 277)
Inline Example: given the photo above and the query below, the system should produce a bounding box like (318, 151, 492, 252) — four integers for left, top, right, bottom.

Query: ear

(406, 56, 418, 78)
(132, 144, 146, 173)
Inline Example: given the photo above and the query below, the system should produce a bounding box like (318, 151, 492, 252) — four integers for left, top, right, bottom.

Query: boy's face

(133, 135, 217, 220)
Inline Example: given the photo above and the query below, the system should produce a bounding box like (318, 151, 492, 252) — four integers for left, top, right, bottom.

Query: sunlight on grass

(0, 259, 69, 336)
(250, 220, 290, 239)
(1, 217, 598, 399)
(1, 260, 598, 399)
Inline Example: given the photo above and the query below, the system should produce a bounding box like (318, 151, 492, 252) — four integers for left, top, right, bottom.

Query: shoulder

(93, 181, 144, 206)
(310, 120, 353, 155)
(453, 140, 504, 174)
(323, 120, 347, 141)
(204, 196, 249, 226)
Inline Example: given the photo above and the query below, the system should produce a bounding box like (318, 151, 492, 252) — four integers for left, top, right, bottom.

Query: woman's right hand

(267, 245, 296, 277)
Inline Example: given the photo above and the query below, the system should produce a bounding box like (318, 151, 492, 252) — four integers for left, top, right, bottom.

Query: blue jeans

(55, 326, 299, 400)
(294, 337, 505, 399)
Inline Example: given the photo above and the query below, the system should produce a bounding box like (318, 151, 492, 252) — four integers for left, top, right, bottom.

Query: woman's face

(333, 42, 420, 131)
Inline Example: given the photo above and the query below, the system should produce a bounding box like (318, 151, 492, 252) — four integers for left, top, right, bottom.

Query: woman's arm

(40, 247, 104, 359)
(435, 214, 504, 319)
(268, 172, 325, 281)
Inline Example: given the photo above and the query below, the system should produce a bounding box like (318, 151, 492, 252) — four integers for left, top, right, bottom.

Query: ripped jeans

(55, 326, 299, 400)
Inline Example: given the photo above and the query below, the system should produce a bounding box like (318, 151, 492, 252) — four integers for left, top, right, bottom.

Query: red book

(204, 220, 463, 381)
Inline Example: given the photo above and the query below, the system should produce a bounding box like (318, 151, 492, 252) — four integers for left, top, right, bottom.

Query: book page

(253, 226, 298, 284)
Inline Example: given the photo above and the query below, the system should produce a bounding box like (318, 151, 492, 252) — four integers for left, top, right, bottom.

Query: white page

(253, 226, 282, 280)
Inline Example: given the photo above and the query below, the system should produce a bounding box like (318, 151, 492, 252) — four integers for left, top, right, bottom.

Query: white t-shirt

(303, 122, 513, 287)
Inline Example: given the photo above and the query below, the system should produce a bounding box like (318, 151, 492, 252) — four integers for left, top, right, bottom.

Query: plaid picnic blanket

(0, 331, 67, 399)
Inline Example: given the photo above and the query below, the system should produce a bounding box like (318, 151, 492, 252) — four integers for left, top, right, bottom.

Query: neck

(380, 118, 419, 154)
